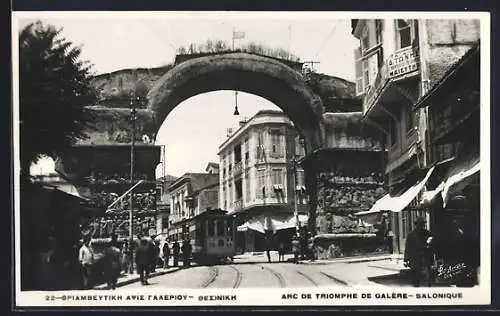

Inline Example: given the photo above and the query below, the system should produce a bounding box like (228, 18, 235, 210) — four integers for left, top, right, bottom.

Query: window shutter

(368, 53, 379, 86)
(354, 47, 364, 96)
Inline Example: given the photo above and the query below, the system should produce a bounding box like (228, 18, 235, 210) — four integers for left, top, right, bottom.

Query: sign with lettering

(363, 47, 419, 115)
(387, 47, 419, 78)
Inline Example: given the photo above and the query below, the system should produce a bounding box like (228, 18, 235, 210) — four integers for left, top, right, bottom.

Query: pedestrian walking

(265, 234, 272, 263)
(172, 240, 180, 267)
(78, 236, 94, 289)
(182, 239, 192, 268)
(103, 234, 121, 290)
(291, 236, 300, 264)
(404, 216, 434, 287)
(121, 240, 131, 274)
(135, 238, 150, 285)
(162, 241, 170, 269)
(278, 242, 285, 262)
(386, 229, 395, 254)
(149, 236, 157, 273)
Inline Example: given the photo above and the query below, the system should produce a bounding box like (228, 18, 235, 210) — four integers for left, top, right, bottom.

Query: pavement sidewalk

(314, 256, 409, 287)
(94, 266, 182, 289)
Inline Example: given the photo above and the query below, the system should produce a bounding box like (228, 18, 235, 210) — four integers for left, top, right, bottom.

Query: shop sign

(363, 47, 419, 115)
(387, 47, 419, 78)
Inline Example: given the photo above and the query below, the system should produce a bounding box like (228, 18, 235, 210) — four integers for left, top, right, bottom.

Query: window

(257, 169, 266, 198)
(216, 219, 225, 237)
(207, 219, 215, 237)
(354, 47, 364, 96)
(245, 174, 251, 202)
(228, 183, 233, 204)
(375, 20, 383, 44)
(162, 217, 169, 230)
(222, 185, 227, 209)
(360, 20, 382, 53)
(270, 130, 283, 156)
(296, 169, 305, 187)
(396, 19, 412, 49)
(234, 143, 242, 163)
(362, 59, 370, 92)
(235, 179, 243, 201)
(226, 220, 233, 237)
(272, 169, 283, 185)
(390, 120, 398, 146)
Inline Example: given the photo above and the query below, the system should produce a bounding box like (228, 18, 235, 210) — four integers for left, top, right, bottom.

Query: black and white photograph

(12, 11, 490, 307)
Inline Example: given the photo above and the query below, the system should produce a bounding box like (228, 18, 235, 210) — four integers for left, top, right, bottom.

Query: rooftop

(218, 109, 293, 152)
(168, 172, 219, 193)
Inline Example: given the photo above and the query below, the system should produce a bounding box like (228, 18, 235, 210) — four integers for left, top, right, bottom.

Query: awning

(420, 158, 480, 208)
(237, 214, 308, 234)
(355, 166, 435, 216)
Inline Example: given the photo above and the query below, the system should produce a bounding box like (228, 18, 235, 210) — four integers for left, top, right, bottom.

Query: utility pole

(128, 91, 138, 274)
(291, 157, 299, 237)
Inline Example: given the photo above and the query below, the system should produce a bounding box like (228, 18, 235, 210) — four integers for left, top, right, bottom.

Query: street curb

(94, 267, 181, 289)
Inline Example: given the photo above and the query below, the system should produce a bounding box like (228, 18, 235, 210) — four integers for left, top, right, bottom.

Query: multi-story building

(155, 174, 177, 237)
(415, 43, 480, 285)
(218, 110, 308, 253)
(167, 169, 219, 241)
(351, 19, 480, 254)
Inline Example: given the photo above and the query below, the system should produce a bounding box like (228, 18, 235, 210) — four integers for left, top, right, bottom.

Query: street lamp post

(291, 156, 300, 237)
(128, 95, 139, 273)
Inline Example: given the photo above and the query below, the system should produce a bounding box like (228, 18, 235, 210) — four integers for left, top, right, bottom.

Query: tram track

(201, 266, 219, 288)
(258, 265, 286, 288)
(294, 270, 319, 286)
(228, 265, 243, 288)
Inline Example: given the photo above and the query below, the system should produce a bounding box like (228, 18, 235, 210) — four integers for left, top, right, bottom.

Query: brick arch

(146, 52, 325, 152)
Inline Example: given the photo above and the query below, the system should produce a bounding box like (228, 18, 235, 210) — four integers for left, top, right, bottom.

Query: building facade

(167, 171, 219, 241)
(416, 43, 480, 286)
(155, 174, 177, 237)
(351, 19, 480, 254)
(218, 110, 308, 253)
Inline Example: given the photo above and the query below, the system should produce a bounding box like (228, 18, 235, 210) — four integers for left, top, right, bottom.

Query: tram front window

(207, 219, 215, 237)
(216, 219, 226, 237)
(226, 220, 233, 236)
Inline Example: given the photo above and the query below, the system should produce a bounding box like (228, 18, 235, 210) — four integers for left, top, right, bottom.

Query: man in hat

(404, 216, 434, 287)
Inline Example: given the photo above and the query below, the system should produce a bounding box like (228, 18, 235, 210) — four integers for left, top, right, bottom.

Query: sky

(16, 12, 359, 178)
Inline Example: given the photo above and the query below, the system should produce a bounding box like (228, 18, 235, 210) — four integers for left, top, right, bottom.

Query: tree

(19, 21, 97, 184)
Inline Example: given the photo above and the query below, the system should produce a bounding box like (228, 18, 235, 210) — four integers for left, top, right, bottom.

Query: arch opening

(147, 53, 325, 152)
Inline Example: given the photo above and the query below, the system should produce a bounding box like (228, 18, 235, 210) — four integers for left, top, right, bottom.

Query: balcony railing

(363, 46, 420, 115)
(233, 161, 243, 177)
(233, 199, 243, 211)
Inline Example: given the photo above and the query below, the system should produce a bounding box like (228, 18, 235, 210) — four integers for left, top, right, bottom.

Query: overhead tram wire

(139, 21, 178, 56)
(313, 20, 341, 61)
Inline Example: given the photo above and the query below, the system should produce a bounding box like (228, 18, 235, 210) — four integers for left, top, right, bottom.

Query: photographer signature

(437, 262, 467, 279)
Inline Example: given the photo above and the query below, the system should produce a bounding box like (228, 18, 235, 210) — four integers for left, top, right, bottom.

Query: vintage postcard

(12, 11, 491, 308)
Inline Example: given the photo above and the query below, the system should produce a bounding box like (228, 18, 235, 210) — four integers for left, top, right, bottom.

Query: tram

(168, 209, 236, 264)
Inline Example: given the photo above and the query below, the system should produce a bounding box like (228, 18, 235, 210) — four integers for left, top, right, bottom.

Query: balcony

(233, 199, 243, 211)
(363, 46, 420, 117)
